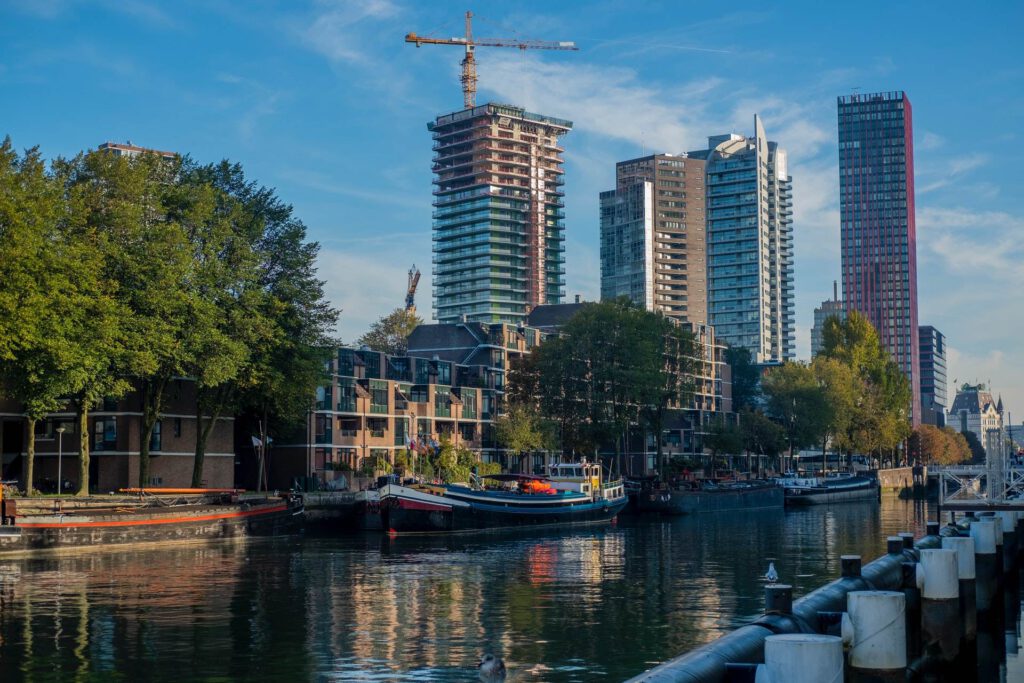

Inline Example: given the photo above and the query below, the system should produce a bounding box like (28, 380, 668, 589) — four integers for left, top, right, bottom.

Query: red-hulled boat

(0, 490, 303, 557)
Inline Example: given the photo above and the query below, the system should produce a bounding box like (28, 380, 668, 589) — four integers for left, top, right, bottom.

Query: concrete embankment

(628, 514, 1022, 682)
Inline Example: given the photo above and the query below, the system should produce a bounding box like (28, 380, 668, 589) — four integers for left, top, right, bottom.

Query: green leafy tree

(725, 346, 760, 412)
(704, 416, 743, 459)
(762, 362, 832, 456)
(494, 402, 553, 472)
(357, 308, 423, 355)
(961, 430, 986, 464)
(739, 408, 788, 468)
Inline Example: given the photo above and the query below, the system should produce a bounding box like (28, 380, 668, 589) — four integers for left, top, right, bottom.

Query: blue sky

(3, 0, 1023, 418)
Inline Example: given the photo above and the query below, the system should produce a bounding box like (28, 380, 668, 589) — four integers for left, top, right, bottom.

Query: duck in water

(478, 653, 507, 681)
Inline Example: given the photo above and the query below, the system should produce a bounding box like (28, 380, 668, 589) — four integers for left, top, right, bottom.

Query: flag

(251, 436, 263, 448)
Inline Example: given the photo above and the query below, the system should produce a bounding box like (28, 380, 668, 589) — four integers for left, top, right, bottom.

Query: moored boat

(636, 479, 784, 515)
(781, 472, 880, 505)
(379, 461, 627, 534)
(0, 492, 303, 557)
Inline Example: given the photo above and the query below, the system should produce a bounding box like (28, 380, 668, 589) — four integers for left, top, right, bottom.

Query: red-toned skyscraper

(838, 91, 920, 425)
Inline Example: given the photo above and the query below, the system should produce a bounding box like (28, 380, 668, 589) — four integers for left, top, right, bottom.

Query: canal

(0, 494, 1021, 681)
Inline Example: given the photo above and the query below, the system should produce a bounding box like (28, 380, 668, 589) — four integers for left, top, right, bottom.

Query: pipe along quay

(628, 512, 1024, 682)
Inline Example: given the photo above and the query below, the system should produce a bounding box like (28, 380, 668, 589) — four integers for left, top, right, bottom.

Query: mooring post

(764, 584, 793, 615)
(899, 531, 919, 561)
(846, 590, 907, 680)
(998, 511, 1017, 574)
(755, 634, 843, 683)
(917, 548, 962, 662)
(970, 519, 998, 616)
(942, 535, 978, 641)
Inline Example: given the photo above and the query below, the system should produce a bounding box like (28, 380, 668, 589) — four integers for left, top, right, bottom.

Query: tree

(811, 356, 857, 462)
(762, 362, 832, 472)
(725, 346, 760, 412)
(515, 299, 692, 476)
(961, 430, 986, 464)
(494, 402, 552, 472)
(704, 416, 743, 460)
(739, 408, 788, 465)
(819, 311, 912, 462)
(357, 308, 423, 355)
(911, 425, 972, 466)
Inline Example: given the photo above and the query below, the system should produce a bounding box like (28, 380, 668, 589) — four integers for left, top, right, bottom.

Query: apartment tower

(599, 154, 707, 323)
(838, 91, 921, 424)
(919, 325, 947, 427)
(430, 103, 572, 324)
(689, 115, 795, 362)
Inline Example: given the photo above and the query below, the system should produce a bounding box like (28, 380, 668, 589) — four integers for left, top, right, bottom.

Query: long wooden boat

(0, 494, 303, 556)
(378, 462, 627, 535)
(636, 479, 784, 515)
(781, 473, 880, 506)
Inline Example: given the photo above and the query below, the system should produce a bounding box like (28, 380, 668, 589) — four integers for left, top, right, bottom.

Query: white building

(689, 115, 794, 363)
(947, 385, 1004, 459)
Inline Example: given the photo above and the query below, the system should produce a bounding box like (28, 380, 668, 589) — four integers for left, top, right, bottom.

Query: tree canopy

(0, 139, 337, 494)
(357, 308, 423, 356)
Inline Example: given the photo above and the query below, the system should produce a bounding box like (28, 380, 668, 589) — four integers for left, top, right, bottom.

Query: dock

(627, 464, 1024, 681)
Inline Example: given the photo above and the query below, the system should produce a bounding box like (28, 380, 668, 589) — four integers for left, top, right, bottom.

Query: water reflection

(0, 495, 1017, 682)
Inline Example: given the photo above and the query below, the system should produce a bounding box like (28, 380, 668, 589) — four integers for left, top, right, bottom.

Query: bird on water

(478, 653, 507, 680)
(765, 562, 779, 584)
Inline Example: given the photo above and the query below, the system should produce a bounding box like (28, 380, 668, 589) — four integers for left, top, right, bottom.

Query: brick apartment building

(0, 379, 235, 492)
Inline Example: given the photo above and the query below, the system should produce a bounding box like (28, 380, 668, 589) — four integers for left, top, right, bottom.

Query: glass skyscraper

(430, 103, 572, 324)
(838, 91, 920, 424)
(689, 115, 794, 363)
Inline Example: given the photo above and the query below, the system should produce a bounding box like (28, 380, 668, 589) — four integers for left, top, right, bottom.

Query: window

(394, 417, 408, 446)
(461, 390, 477, 419)
(410, 385, 429, 403)
(370, 380, 389, 414)
(93, 418, 117, 451)
(150, 420, 162, 452)
(434, 387, 451, 418)
(368, 418, 387, 438)
(315, 415, 331, 444)
(338, 418, 359, 437)
(34, 420, 55, 440)
(338, 378, 356, 412)
(174, 417, 182, 437)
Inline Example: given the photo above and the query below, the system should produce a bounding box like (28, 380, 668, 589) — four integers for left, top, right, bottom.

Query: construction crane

(405, 265, 421, 314)
(405, 10, 578, 109)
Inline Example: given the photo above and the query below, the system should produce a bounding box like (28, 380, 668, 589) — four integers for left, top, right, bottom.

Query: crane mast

(405, 10, 577, 109)
(406, 265, 421, 314)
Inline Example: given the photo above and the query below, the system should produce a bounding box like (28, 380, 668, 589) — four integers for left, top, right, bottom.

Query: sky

(2, 0, 1023, 420)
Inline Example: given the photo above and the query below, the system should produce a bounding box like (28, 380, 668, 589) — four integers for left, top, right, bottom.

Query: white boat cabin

(544, 461, 624, 501)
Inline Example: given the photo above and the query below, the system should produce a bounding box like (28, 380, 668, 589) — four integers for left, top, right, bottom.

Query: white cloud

(919, 206, 1024, 280)
(302, 0, 399, 65)
(918, 153, 988, 194)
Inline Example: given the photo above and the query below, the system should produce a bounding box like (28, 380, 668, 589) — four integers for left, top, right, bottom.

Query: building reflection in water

(0, 498, 1021, 682)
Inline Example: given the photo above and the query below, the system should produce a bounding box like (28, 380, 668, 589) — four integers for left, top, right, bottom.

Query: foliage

(961, 430, 987, 464)
(357, 308, 423, 356)
(724, 346, 760, 412)
(494, 402, 553, 455)
(0, 139, 337, 494)
(761, 362, 832, 450)
(910, 425, 972, 466)
(511, 299, 694, 474)
(819, 311, 912, 457)
(704, 416, 743, 456)
(738, 408, 787, 457)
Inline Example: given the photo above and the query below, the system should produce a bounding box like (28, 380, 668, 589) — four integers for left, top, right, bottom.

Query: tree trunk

(138, 377, 168, 489)
(25, 418, 36, 496)
(191, 386, 226, 488)
(77, 406, 89, 496)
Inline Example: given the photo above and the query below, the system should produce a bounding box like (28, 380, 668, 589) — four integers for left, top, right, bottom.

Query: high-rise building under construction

(430, 103, 572, 324)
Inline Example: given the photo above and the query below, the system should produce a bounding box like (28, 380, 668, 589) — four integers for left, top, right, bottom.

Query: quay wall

(877, 466, 919, 491)
(629, 533, 942, 682)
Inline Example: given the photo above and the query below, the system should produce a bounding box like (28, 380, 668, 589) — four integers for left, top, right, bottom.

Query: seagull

(765, 562, 779, 584)
(478, 653, 507, 681)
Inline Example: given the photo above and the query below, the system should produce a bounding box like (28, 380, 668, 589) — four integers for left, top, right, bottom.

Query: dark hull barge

(636, 480, 784, 515)
(0, 494, 303, 556)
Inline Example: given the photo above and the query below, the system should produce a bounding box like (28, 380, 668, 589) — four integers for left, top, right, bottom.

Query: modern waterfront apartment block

(919, 325, 947, 427)
(689, 116, 794, 362)
(599, 154, 707, 324)
(430, 103, 572, 324)
(838, 90, 921, 424)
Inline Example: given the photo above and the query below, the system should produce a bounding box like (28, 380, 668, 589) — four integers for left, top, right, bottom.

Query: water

(0, 495, 1020, 681)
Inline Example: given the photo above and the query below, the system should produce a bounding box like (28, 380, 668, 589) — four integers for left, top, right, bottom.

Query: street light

(56, 425, 66, 510)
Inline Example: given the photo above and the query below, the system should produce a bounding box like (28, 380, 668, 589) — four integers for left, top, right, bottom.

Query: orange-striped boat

(0, 491, 303, 556)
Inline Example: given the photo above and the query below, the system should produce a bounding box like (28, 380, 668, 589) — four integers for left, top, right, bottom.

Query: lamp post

(56, 425, 66, 510)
